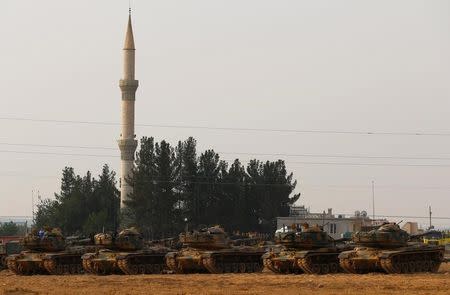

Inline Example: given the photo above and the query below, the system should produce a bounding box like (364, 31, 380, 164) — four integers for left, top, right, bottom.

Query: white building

(277, 205, 384, 239)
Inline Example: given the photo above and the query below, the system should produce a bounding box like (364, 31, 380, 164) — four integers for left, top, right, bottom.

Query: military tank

(263, 224, 352, 274)
(6, 228, 66, 275)
(339, 222, 445, 274)
(82, 228, 169, 275)
(42, 236, 98, 275)
(165, 226, 266, 274)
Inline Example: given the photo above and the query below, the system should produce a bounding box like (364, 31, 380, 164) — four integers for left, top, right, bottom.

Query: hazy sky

(1, 0, 449, 228)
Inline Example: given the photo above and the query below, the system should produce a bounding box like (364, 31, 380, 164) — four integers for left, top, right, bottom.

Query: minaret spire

(124, 9, 135, 50)
(118, 10, 139, 210)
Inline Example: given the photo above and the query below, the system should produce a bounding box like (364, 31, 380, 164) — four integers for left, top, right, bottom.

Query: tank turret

(275, 224, 334, 250)
(179, 226, 230, 250)
(352, 222, 409, 248)
(21, 228, 65, 252)
(93, 228, 144, 251)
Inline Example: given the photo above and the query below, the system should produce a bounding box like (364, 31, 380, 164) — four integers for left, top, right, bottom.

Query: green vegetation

(35, 137, 300, 238)
(0, 222, 27, 236)
(35, 165, 120, 235)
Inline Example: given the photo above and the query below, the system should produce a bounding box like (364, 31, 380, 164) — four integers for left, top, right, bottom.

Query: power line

(2, 116, 450, 137)
(0, 150, 117, 158)
(2, 142, 450, 161)
(0, 142, 116, 150)
(2, 150, 450, 167)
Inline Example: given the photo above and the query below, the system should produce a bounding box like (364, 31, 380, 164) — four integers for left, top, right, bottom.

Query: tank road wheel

(138, 265, 146, 274)
(429, 261, 439, 273)
(399, 262, 408, 274)
(92, 262, 109, 275)
(311, 263, 321, 274)
(408, 261, 416, 273)
(329, 263, 339, 273)
(254, 262, 263, 273)
(44, 259, 61, 275)
(339, 258, 352, 273)
(239, 263, 246, 273)
(231, 263, 239, 273)
(223, 263, 232, 273)
(16, 263, 32, 276)
(320, 264, 330, 274)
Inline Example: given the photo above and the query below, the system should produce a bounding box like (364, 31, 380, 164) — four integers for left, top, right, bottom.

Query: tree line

(0, 222, 27, 236)
(35, 137, 300, 239)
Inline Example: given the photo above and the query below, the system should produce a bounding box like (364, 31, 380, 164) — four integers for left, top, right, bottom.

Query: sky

(1, 0, 449, 228)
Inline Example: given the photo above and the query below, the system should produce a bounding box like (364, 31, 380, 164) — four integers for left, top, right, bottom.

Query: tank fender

(294, 251, 310, 259)
(338, 250, 353, 259)
(81, 253, 96, 260)
(377, 251, 401, 259)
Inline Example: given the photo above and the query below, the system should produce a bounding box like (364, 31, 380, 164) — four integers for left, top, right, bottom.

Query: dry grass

(0, 264, 449, 295)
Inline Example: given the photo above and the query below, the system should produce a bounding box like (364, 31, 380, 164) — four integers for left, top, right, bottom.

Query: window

(329, 223, 337, 234)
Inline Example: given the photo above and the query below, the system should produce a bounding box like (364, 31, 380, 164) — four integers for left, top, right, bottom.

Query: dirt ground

(0, 264, 449, 295)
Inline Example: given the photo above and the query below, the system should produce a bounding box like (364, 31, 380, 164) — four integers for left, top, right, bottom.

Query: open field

(0, 264, 449, 295)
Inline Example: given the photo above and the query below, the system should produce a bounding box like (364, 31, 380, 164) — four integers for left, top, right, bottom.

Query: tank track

(263, 258, 300, 274)
(8, 260, 46, 275)
(297, 253, 341, 274)
(201, 253, 264, 274)
(117, 256, 166, 275)
(340, 249, 443, 274)
(94, 261, 116, 275)
(379, 251, 443, 274)
(43, 258, 83, 275)
(339, 257, 368, 274)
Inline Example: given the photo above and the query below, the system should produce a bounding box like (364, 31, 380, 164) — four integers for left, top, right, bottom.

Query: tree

(0, 222, 21, 236)
(34, 165, 120, 236)
(246, 159, 300, 232)
(177, 137, 199, 227)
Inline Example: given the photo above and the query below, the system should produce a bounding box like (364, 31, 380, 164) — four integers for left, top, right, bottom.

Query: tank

(6, 228, 66, 275)
(165, 226, 266, 274)
(82, 228, 169, 275)
(339, 222, 445, 274)
(0, 241, 22, 270)
(42, 237, 99, 275)
(263, 224, 353, 274)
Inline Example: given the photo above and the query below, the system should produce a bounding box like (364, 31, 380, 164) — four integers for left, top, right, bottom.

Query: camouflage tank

(339, 222, 445, 274)
(166, 226, 265, 274)
(42, 236, 98, 275)
(82, 228, 169, 275)
(263, 224, 352, 274)
(6, 228, 65, 275)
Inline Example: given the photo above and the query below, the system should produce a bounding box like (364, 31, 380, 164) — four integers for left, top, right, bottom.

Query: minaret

(118, 10, 138, 208)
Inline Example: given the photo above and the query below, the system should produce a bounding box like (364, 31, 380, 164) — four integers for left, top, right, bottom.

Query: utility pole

(372, 181, 375, 222)
(31, 189, 34, 225)
(429, 206, 432, 230)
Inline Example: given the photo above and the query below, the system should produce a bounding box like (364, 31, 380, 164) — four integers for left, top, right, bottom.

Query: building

(0, 236, 21, 244)
(402, 222, 419, 235)
(118, 10, 139, 208)
(277, 205, 384, 239)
